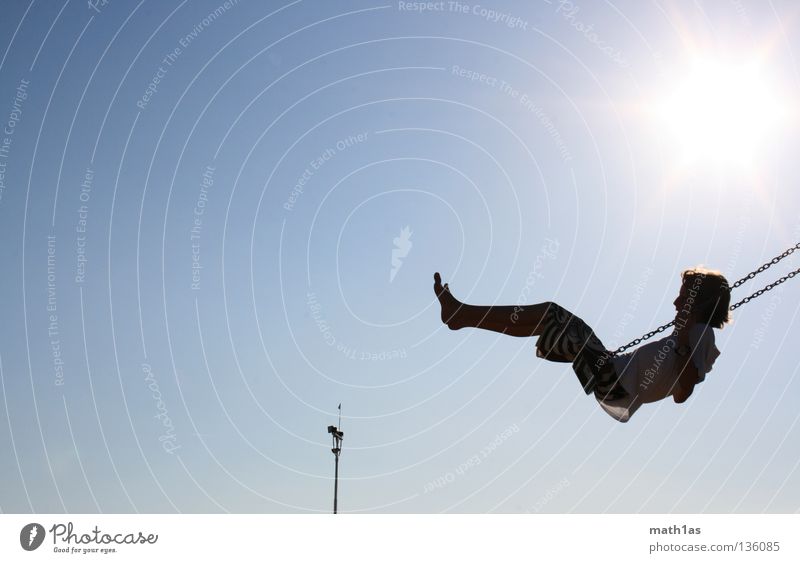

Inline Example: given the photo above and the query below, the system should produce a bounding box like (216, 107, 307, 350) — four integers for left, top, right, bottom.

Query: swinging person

(433, 268, 729, 422)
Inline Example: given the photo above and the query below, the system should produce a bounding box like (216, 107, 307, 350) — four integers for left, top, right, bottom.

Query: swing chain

(611, 242, 800, 357)
(730, 242, 800, 290)
(613, 319, 676, 355)
(729, 267, 800, 310)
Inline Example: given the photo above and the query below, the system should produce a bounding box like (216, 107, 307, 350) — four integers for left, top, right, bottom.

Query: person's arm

(673, 317, 699, 404)
(673, 353, 699, 403)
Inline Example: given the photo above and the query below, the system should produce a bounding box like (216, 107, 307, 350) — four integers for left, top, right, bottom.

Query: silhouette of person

(432, 270, 728, 422)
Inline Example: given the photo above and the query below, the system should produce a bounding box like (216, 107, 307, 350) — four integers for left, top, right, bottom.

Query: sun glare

(654, 58, 786, 167)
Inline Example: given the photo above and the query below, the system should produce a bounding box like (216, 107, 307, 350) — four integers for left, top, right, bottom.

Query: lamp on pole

(327, 403, 343, 514)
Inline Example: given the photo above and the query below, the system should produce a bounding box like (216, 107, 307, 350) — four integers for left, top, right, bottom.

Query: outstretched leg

(433, 272, 552, 337)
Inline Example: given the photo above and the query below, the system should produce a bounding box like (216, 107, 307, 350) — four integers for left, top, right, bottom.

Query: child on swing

(433, 267, 729, 422)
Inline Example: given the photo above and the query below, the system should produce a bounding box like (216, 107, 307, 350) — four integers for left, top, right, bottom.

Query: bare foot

(433, 272, 464, 330)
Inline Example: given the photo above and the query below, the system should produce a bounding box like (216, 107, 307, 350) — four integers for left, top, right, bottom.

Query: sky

(0, 0, 799, 514)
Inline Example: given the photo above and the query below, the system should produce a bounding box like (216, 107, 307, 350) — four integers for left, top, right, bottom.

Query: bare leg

(433, 273, 552, 337)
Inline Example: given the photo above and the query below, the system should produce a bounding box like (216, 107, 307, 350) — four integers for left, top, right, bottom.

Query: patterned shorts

(534, 303, 628, 401)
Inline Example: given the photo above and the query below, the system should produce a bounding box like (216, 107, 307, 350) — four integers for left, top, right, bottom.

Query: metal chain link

(729, 267, 800, 311)
(730, 242, 800, 290)
(611, 242, 800, 356)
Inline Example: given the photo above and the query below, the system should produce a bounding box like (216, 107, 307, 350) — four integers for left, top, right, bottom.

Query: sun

(653, 58, 786, 167)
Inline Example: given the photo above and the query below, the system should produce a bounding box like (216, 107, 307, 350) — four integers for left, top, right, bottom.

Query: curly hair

(681, 266, 731, 328)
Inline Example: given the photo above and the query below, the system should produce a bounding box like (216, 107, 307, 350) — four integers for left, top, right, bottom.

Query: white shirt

(596, 323, 721, 422)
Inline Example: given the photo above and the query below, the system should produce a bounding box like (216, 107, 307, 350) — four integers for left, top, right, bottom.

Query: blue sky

(0, 0, 799, 513)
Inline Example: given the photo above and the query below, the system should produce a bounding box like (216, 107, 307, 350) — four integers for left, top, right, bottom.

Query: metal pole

(333, 448, 339, 514)
(328, 421, 343, 514)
